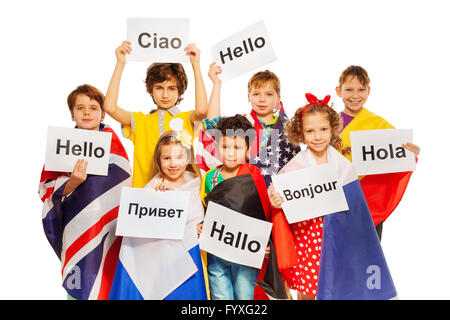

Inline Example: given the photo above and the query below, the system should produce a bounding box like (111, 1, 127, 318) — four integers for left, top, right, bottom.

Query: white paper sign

(45, 126, 112, 176)
(271, 164, 349, 224)
(127, 18, 189, 63)
(211, 20, 277, 80)
(116, 187, 189, 240)
(350, 129, 416, 175)
(199, 202, 272, 269)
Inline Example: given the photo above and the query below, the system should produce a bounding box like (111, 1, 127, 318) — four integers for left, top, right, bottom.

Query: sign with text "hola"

(350, 129, 416, 175)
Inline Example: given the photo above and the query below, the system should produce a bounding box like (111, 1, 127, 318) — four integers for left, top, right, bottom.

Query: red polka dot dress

(287, 217, 324, 297)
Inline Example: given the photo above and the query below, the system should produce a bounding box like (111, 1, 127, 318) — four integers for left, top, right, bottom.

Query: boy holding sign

(336, 66, 420, 239)
(198, 115, 277, 300)
(197, 65, 300, 189)
(104, 39, 208, 188)
(38, 85, 132, 300)
(269, 94, 397, 300)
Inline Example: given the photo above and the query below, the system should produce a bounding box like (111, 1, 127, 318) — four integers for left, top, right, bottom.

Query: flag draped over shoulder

(109, 173, 208, 300)
(196, 104, 301, 188)
(272, 146, 397, 300)
(38, 124, 132, 300)
(202, 163, 288, 300)
(339, 108, 415, 226)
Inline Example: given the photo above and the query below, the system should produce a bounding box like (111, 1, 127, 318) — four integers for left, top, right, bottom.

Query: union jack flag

(196, 103, 301, 187)
(38, 124, 132, 300)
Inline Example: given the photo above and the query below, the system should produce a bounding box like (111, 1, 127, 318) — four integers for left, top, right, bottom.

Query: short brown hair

(247, 70, 280, 95)
(216, 114, 256, 148)
(67, 84, 105, 113)
(339, 65, 370, 88)
(145, 63, 188, 105)
(152, 131, 201, 179)
(285, 103, 342, 150)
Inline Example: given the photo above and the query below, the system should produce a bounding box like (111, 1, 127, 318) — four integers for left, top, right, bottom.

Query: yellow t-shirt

(122, 109, 194, 188)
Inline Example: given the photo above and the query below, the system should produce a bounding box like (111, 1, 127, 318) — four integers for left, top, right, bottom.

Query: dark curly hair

(215, 114, 256, 148)
(145, 63, 188, 105)
(284, 103, 343, 150)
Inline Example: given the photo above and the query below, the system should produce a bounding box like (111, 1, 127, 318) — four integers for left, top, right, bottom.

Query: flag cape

(339, 108, 414, 226)
(272, 146, 397, 299)
(202, 163, 288, 300)
(109, 173, 208, 300)
(38, 124, 132, 300)
(196, 103, 301, 188)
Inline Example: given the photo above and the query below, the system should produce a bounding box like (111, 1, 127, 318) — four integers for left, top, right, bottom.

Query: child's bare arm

(206, 62, 222, 119)
(403, 142, 420, 157)
(63, 159, 88, 196)
(104, 41, 132, 127)
(185, 43, 208, 123)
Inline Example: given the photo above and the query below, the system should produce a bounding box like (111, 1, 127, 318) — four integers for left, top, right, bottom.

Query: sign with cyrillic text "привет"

(45, 126, 112, 176)
(199, 201, 272, 269)
(116, 187, 189, 240)
(271, 164, 349, 224)
(127, 18, 189, 63)
(350, 129, 416, 176)
(211, 20, 277, 81)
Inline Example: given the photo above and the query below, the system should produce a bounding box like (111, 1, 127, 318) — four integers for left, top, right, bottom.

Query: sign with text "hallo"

(271, 164, 349, 224)
(211, 20, 277, 81)
(199, 202, 272, 269)
(350, 129, 416, 175)
(127, 18, 190, 63)
(116, 187, 189, 240)
(45, 126, 112, 176)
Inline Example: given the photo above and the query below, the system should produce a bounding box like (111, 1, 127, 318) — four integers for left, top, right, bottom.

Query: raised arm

(185, 43, 208, 124)
(103, 41, 133, 127)
(206, 62, 222, 119)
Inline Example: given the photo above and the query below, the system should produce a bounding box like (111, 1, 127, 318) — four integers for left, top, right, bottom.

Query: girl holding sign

(269, 94, 397, 300)
(109, 130, 208, 300)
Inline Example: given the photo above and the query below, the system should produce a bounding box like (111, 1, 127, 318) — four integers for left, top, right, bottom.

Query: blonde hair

(152, 131, 201, 179)
(284, 104, 343, 150)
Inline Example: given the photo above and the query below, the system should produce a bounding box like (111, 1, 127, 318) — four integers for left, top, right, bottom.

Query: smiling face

(248, 82, 280, 123)
(71, 94, 105, 131)
(151, 78, 179, 110)
(302, 112, 332, 158)
(336, 76, 370, 116)
(159, 143, 189, 182)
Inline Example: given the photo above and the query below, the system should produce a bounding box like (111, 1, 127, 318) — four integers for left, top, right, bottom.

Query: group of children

(38, 39, 420, 300)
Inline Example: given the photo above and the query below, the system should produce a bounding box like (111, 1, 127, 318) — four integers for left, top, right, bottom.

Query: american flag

(38, 124, 132, 300)
(196, 103, 301, 187)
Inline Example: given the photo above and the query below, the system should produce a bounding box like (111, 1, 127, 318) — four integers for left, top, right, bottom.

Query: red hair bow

(305, 93, 331, 106)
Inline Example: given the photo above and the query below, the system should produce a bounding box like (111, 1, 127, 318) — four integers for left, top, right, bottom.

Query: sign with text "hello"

(127, 18, 189, 63)
(211, 20, 277, 81)
(45, 126, 112, 176)
(350, 129, 416, 175)
(271, 164, 349, 224)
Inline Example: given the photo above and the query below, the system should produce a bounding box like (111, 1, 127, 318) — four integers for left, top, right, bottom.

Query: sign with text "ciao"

(211, 20, 277, 81)
(127, 18, 189, 63)
(199, 202, 272, 269)
(45, 126, 112, 176)
(350, 129, 416, 175)
(271, 164, 349, 224)
(116, 187, 190, 240)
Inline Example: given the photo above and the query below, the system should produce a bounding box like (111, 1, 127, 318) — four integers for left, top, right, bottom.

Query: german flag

(201, 163, 288, 300)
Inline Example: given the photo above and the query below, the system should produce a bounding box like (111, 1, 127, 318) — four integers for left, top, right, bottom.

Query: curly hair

(145, 63, 188, 105)
(284, 103, 343, 150)
(216, 114, 256, 148)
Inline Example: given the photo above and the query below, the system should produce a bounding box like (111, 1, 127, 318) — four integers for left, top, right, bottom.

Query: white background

(0, 0, 448, 299)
